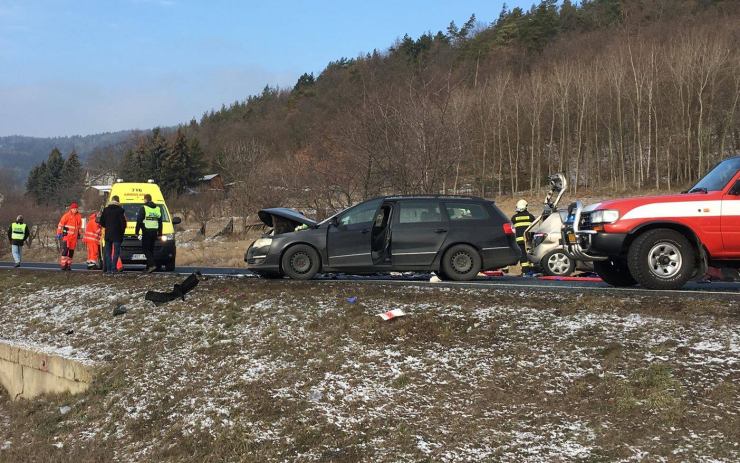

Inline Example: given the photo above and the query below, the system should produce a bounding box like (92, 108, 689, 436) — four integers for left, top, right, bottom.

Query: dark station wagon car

(245, 196, 521, 280)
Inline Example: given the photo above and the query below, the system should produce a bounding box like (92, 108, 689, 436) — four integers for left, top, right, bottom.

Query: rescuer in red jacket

(83, 211, 102, 270)
(56, 202, 82, 271)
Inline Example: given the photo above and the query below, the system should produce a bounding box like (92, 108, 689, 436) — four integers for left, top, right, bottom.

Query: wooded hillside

(181, 0, 739, 214)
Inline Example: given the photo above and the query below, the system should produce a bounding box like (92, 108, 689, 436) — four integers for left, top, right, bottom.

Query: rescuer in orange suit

(56, 202, 82, 271)
(83, 211, 102, 270)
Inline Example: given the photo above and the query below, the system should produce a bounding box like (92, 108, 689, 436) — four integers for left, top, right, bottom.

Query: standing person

(56, 202, 82, 271)
(7, 215, 30, 268)
(83, 211, 102, 270)
(136, 193, 162, 273)
(512, 199, 535, 276)
(99, 195, 127, 274)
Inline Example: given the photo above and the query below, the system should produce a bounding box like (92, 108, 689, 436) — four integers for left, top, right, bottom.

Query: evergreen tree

(25, 164, 44, 203)
(44, 148, 65, 200)
(119, 148, 146, 182)
(160, 129, 189, 194)
(185, 136, 206, 186)
(146, 128, 169, 182)
(560, 0, 580, 31)
(60, 150, 84, 206)
(293, 73, 315, 95)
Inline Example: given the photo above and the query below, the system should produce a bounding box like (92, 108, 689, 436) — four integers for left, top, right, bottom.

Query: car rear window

(444, 202, 489, 221)
(399, 201, 443, 223)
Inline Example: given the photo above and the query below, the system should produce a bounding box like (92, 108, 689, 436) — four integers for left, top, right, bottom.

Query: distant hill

(0, 131, 138, 181)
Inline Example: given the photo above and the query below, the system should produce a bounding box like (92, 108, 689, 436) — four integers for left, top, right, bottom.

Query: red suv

(563, 156, 740, 289)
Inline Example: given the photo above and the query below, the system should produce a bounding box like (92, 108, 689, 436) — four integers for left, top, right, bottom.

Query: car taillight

(503, 223, 514, 235)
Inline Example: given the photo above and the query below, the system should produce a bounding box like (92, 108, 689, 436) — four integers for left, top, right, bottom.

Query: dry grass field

(0, 270, 737, 462)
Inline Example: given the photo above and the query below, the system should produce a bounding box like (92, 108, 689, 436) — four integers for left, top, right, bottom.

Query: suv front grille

(580, 212, 594, 231)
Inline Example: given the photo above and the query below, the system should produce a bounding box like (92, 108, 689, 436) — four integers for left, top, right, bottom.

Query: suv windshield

(121, 203, 170, 223)
(689, 157, 740, 192)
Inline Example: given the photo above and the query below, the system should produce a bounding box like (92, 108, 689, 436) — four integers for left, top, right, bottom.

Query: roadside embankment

(0, 341, 94, 400)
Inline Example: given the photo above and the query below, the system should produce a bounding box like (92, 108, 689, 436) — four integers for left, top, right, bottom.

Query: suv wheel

(281, 244, 320, 280)
(441, 244, 481, 281)
(541, 249, 575, 276)
(593, 258, 637, 287)
(627, 229, 695, 290)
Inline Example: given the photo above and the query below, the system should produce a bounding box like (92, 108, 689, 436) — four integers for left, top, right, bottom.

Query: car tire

(541, 249, 576, 277)
(281, 244, 320, 280)
(627, 229, 695, 290)
(593, 258, 637, 287)
(441, 244, 481, 281)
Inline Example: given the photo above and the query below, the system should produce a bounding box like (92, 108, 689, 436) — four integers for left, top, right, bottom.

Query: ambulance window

(120, 204, 170, 222)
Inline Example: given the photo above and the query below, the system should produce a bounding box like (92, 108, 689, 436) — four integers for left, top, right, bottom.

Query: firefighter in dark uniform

(512, 199, 535, 275)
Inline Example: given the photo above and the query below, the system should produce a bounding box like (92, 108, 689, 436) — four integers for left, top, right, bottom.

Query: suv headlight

(590, 210, 620, 224)
(160, 233, 175, 242)
(253, 237, 273, 249)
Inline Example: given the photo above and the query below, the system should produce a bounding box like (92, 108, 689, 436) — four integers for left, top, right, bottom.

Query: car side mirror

(172, 217, 182, 225)
(330, 216, 339, 227)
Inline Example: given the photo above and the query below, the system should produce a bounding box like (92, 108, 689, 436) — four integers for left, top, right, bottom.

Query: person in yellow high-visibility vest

(135, 193, 163, 273)
(511, 199, 535, 276)
(7, 215, 30, 267)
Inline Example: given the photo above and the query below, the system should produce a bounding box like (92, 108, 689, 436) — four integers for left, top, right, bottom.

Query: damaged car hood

(257, 208, 317, 228)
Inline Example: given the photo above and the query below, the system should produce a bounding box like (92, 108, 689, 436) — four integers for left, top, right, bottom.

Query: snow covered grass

(0, 270, 738, 462)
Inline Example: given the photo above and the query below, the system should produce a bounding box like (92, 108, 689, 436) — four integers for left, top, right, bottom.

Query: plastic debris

(59, 406, 71, 415)
(64, 329, 74, 335)
(482, 270, 504, 277)
(308, 389, 323, 402)
(429, 273, 441, 283)
(378, 309, 406, 321)
(346, 296, 357, 304)
(145, 272, 201, 306)
(112, 305, 127, 316)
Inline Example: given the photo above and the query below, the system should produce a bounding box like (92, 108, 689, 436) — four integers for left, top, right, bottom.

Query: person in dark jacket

(135, 193, 163, 273)
(99, 195, 127, 274)
(512, 199, 535, 276)
(7, 215, 30, 267)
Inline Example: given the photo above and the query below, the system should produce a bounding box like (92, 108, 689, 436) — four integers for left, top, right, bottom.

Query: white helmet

(516, 199, 528, 212)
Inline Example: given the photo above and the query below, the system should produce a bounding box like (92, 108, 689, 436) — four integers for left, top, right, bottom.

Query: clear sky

(0, 0, 532, 137)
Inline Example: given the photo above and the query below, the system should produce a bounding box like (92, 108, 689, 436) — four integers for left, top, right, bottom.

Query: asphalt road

(1, 261, 738, 298)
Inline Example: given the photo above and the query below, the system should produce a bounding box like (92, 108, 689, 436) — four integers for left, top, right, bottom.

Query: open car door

(326, 199, 382, 269)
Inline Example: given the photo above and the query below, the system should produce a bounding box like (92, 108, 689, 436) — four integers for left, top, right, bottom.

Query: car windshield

(120, 203, 170, 222)
(689, 157, 740, 192)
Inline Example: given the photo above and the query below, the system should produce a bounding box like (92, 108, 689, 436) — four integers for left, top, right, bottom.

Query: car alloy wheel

(547, 252, 571, 275)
